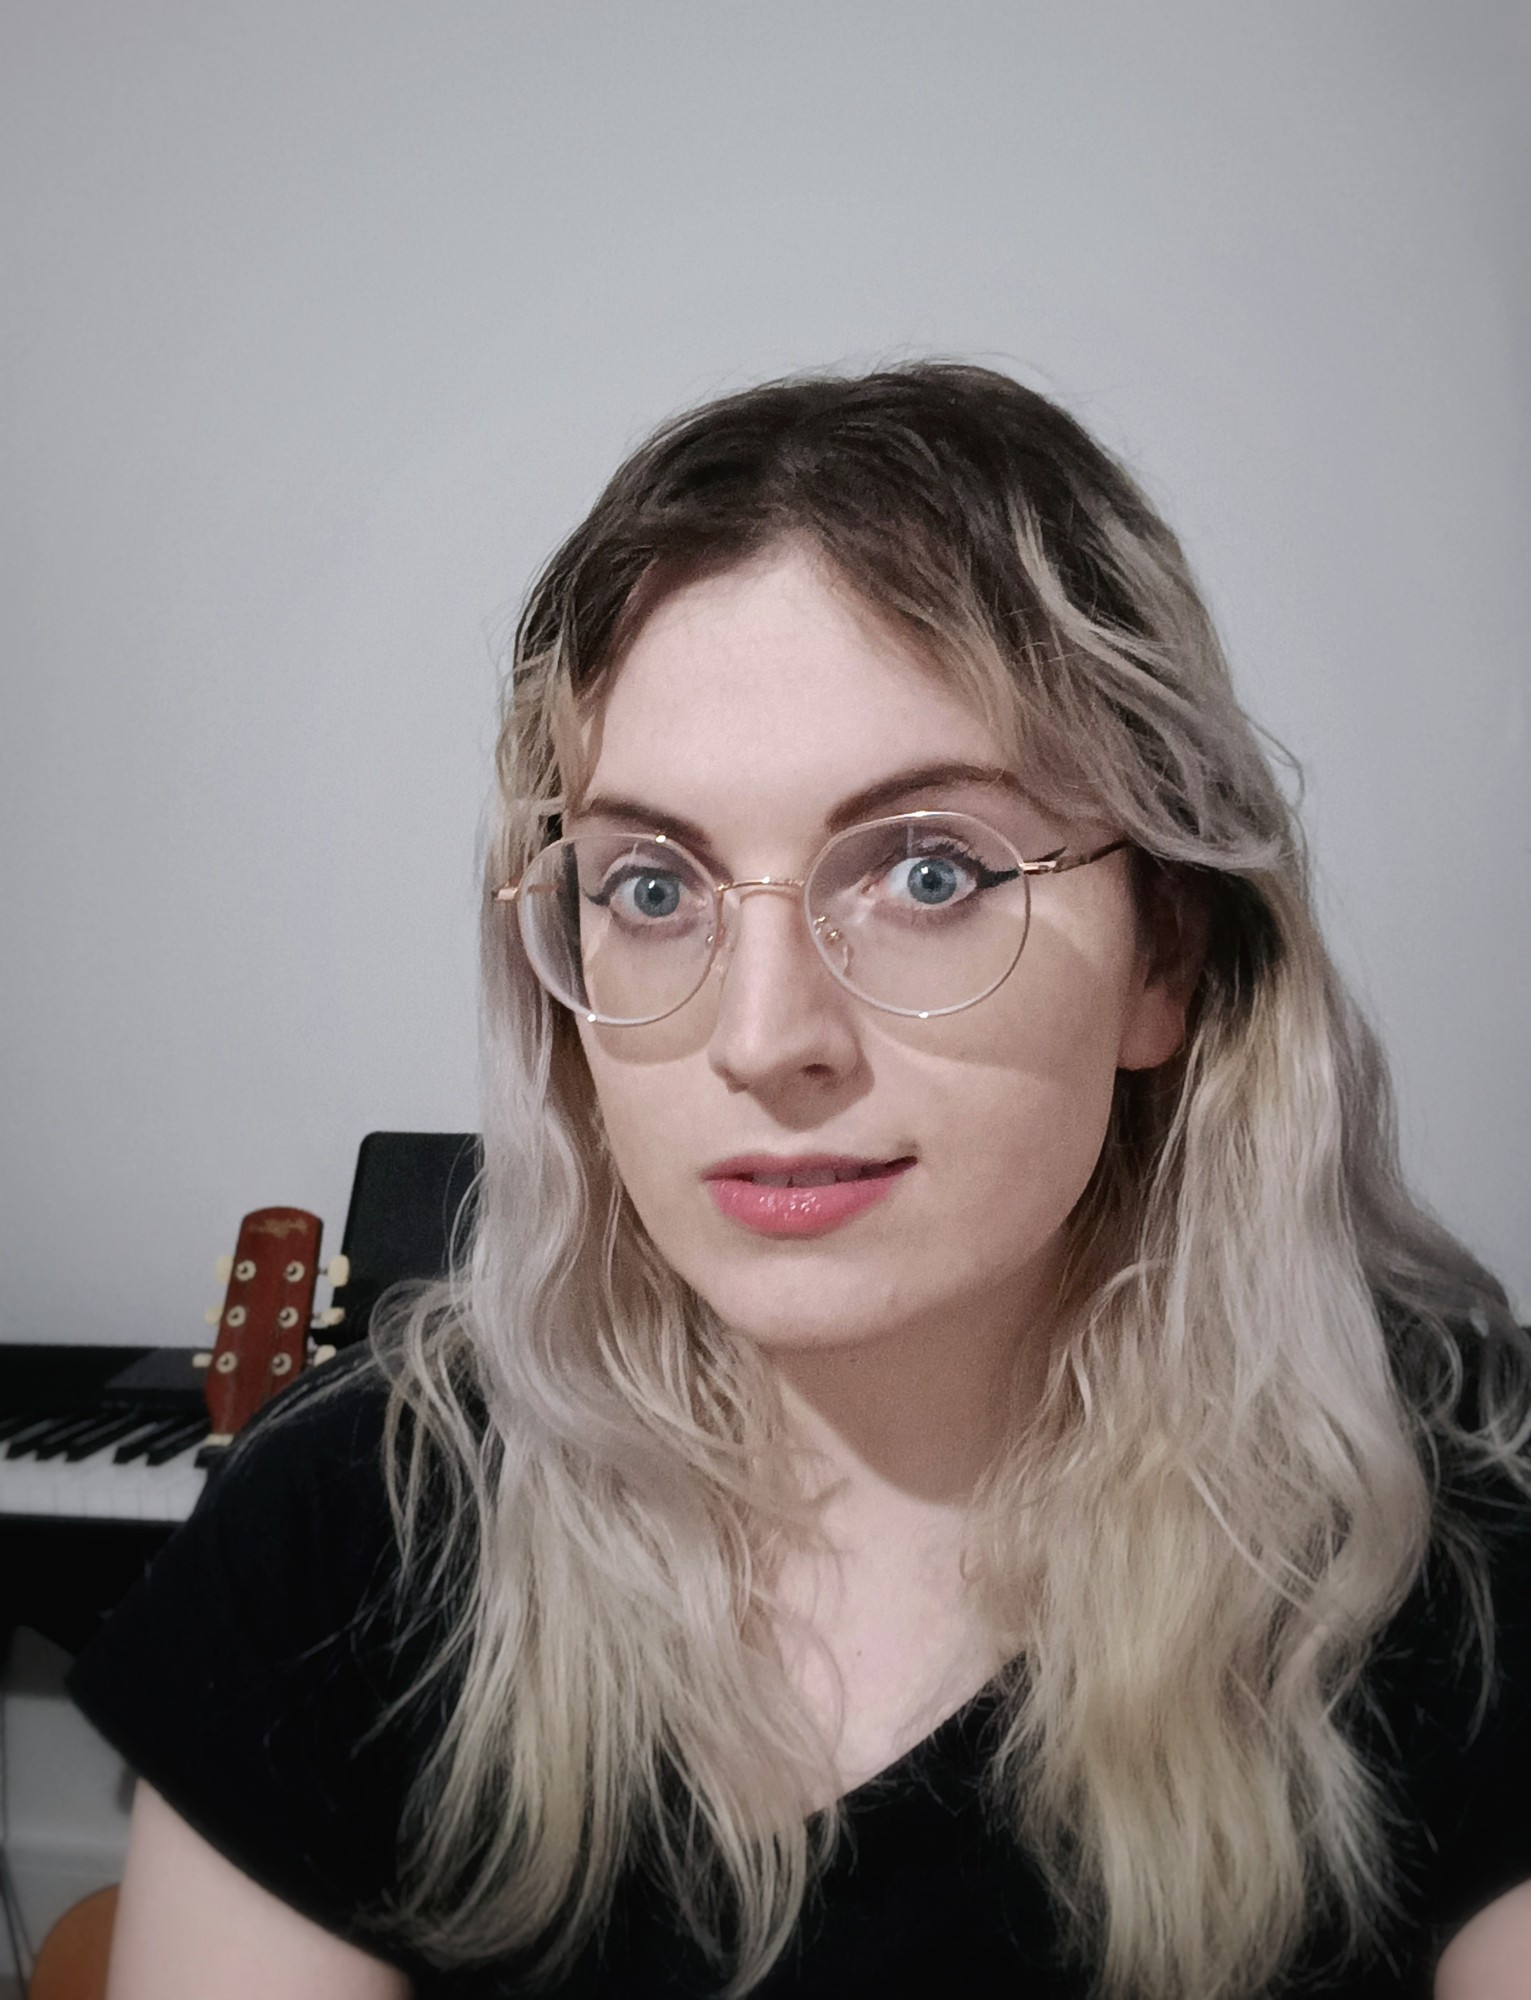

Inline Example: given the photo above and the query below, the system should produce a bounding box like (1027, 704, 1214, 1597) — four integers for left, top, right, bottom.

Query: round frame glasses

(493, 810, 1129, 1026)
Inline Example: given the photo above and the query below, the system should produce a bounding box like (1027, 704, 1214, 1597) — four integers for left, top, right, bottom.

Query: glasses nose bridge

(711, 874, 815, 975)
(719, 874, 806, 905)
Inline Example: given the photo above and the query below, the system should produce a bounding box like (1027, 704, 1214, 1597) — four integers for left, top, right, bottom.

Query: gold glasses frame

(492, 810, 1130, 1024)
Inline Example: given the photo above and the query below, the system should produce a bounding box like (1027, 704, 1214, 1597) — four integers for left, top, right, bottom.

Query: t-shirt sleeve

(1362, 1457, 1531, 1965)
(65, 1351, 429, 1972)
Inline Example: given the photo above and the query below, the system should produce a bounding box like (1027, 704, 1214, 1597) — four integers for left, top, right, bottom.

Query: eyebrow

(570, 761, 1028, 864)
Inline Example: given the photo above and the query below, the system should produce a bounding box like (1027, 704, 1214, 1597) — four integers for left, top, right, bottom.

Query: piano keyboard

(0, 1346, 211, 1526)
(0, 1410, 208, 1523)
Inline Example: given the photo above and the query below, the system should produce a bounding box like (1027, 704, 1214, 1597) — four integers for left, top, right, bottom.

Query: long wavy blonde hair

(366, 363, 1530, 1998)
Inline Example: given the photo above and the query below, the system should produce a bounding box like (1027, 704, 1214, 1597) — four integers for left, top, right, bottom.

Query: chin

(683, 1254, 931, 1354)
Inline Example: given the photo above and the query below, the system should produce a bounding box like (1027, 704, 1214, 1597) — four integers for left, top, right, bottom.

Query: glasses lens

(806, 812, 1031, 1015)
(517, 834, 717, 1024)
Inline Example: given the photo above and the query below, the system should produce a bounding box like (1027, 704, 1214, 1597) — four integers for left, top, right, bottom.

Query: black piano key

(114, 1416, 204, 1464)
(35, 1427, 109, 1462)
(25, 1414, 129, 1462)
(39, 1411, 144, 1461)
(89, 1420, 166, 1463)
(61, 1412, 159, 1462)
(0, 1410, 61, 1442)
(3, 1419, 57, 1455)
(144, 1419, 210, 1467)
(7, 1415, 106, 1460)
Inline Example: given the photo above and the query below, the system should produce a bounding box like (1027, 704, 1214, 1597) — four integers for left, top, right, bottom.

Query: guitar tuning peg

(204, 1307, 222, 1326)
(326, 1255, 351, 1288)
(214, 1254, 233, 1284)
(315, 1306, 346, 1329)
(311, 1343, 338, 1365)
(192, 1350, 213, 1369)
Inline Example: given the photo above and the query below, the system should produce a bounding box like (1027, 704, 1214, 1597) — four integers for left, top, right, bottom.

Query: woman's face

(569, 547, 1187, 1360)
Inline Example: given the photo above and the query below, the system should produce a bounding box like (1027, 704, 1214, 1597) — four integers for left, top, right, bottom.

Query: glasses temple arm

(1020, 837, 1132, 876)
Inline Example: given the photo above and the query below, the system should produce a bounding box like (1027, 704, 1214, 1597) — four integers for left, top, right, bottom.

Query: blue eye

(884, 852, 975, 909)
(588, 864, 703, 930)
(593, 869, 687, 923)
(624, 872, 682, 919)
(899, 856, 964, 905)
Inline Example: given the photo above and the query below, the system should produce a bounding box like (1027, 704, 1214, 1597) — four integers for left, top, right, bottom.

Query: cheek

(583, 1060, 735, 1308)
(574, 904, 1139, 1304)
(932, 1045, 1119, 1242)
(916, 933, 1137, 1210)
(577, 1037, 694, 1222)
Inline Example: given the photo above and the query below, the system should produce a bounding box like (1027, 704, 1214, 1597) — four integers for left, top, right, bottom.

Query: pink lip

(702, 1154, 915, 1239)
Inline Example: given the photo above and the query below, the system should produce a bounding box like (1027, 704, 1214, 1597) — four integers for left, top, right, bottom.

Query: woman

(74, 364, 1531, 1998)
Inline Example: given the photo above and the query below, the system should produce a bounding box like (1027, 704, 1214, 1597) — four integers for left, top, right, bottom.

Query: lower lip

(704, 1163, 912, 1238)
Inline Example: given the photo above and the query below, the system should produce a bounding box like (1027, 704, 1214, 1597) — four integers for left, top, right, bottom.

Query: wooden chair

(28, 1885, 118, 2000)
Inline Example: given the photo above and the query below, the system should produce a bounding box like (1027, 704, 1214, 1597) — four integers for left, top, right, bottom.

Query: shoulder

(190, 1344, 405, 1635)
(215, 1338, 395, 1488)
(64, 1347, 446, 1970)
(67, 1344, 420, 1754)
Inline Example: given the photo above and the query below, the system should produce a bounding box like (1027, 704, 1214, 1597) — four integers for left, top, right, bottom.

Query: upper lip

(702, 1153, 914, 1180)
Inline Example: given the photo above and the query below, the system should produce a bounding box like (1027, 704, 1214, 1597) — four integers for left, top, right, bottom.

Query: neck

(765, 1267, 1056, 1547)
(759, 1285, 1052, 1786)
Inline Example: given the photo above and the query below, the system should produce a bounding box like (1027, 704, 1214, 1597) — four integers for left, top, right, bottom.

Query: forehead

(578, 549, 1008, 833)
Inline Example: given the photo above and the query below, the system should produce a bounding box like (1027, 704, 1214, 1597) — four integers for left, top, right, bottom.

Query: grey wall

(3, 0, 1527, 1344)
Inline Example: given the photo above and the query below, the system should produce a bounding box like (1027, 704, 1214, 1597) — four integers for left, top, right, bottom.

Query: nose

(706, 884, 862, 1095)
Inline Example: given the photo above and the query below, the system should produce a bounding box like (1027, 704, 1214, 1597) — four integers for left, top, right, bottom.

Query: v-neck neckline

(830, 1670, 1011, 1813)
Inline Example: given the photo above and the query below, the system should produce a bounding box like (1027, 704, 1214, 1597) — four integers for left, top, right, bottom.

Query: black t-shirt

(67, 1349, 1531, 1997)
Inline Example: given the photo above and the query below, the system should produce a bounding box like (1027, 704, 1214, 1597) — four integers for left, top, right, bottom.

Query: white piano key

(0, 1435, 207, 1523)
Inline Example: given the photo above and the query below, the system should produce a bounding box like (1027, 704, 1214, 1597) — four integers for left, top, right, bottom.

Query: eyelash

(859, 841, 1012, 920)
(587, 865, 704, 922)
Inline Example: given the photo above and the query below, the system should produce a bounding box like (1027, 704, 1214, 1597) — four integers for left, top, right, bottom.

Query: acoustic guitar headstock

(200, 1207, 335, 1446)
